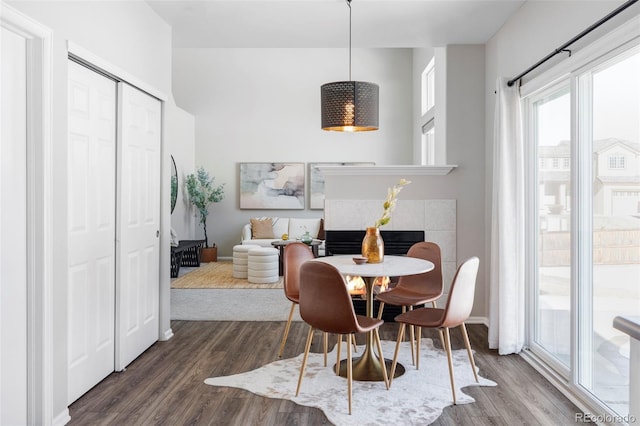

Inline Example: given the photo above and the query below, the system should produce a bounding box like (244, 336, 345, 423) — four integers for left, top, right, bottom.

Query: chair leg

(278, 302, 296, 357)
(323, 332, 328, 367)
(389, 323, 406, 387)
(347, 333, 353, 415)
(296, 326, 315, 396)
(433, 301, 446, 350)
(351, 334, 358, 353)
(376, 302, 385, 320)
(460, 322, 479, 383)
(416, 326, 421, 370)
(373, 328, 389, 390)
(336, 335, 342, 375)
(443, 327, 457, 405)
(402, 306, 416, 366)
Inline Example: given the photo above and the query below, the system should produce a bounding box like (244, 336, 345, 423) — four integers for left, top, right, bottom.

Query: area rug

(171, 260, 283, 289)
(205, 338, 496, 425)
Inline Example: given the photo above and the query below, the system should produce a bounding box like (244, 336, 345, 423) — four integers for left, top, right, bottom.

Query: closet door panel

(67, 60, 117, 404)
(116, 83, 161, 370)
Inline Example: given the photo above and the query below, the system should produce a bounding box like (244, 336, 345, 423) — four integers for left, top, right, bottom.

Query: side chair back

(283, 242, 315, 303)
(396, 241, 443, 295)
(440, 256, 479, 328)
(298, 261, 360, 334)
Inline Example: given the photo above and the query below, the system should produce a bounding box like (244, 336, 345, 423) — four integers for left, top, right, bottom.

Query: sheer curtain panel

(488, 77, 525, 355)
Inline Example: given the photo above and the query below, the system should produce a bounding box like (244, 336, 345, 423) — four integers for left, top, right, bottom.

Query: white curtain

(488, 77, 525, 355)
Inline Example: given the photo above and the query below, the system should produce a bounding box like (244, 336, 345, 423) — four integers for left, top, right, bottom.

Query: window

(421, 119, 435, 165)
(524, 40, 639, 419)
(421, 57, 435, 115)
(609, 155, 625, 169)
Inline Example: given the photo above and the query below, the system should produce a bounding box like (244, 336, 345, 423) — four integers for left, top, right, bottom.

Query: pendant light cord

(347, 0, 352, 81)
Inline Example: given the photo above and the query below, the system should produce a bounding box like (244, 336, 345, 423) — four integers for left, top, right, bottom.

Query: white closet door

(116, 83, 161, 370)
(67, 61, 117, 403)
(1, 26, 28, 425)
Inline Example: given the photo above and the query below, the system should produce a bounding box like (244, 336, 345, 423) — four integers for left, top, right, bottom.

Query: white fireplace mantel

(318, 165, 457, 176)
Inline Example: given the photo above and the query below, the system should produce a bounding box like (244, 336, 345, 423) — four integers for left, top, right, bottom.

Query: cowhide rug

(205, 338, 496, 425)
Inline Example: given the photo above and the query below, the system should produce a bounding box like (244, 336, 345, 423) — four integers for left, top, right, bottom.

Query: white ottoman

(233, 244, 259, 279)
(247, 247, 279, 284)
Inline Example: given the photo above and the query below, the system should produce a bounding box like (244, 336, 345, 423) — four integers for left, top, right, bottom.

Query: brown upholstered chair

(389, 256, 480, 404)
(375, 241, 444, 363)
(296, 261, 389, 415)
(278, 242, 316, 358)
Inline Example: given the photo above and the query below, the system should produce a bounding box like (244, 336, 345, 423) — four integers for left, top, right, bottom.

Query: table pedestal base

(335, 355, 405, 381)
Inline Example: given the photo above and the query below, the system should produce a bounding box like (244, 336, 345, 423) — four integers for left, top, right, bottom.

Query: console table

(170, 239, 205, 278)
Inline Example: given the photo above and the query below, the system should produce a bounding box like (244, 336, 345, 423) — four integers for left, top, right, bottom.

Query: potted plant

(185, 167, 225, 262)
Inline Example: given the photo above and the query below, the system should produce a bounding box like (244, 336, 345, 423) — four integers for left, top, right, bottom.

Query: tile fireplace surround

(324, 199, 457, 299)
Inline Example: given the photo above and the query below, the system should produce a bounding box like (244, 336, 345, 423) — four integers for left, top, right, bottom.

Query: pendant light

(321, 0, 379, 132)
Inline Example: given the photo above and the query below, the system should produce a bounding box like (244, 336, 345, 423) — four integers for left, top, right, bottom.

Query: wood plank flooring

(68, 322, 582, 425)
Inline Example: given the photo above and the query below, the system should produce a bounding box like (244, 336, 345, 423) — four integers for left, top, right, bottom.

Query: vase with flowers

(361, 179, 411, 263)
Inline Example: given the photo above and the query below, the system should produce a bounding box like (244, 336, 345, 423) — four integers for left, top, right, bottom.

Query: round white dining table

(311, 255, 434, 382)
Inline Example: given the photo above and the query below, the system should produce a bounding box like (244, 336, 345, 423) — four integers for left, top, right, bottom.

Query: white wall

(483, 1, 638, 317)
(325, 45, 487, 319)
(7, 1, 172, 422)
(172, 47, 414, 257)
(167, 97, 196, 240)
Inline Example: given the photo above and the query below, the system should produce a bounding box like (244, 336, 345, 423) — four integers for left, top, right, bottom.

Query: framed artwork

(239, 162, 305, 209)
(309, 162, 375, 209)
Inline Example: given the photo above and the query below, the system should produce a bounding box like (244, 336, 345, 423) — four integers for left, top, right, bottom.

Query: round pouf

(247, 247, 279, 284)
(233, 244, 260, 279)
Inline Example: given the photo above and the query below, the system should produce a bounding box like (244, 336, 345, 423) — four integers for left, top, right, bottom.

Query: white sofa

(241, 217, 325, 255)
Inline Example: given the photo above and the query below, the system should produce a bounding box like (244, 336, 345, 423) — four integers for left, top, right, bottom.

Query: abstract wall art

(239, 162, 305, 209)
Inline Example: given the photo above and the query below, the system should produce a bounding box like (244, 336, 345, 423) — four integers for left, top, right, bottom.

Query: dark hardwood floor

(69, 321, 582, 425)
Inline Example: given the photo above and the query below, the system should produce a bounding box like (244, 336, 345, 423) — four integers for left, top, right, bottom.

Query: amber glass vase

(361, 227, 384, 263)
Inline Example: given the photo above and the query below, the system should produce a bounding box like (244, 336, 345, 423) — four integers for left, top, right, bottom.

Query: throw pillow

(251, 218, 275, 239)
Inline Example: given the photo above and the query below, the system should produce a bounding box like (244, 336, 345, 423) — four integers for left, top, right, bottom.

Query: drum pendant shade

(320, 0, 379, 132)
(321, 81, 379, 132)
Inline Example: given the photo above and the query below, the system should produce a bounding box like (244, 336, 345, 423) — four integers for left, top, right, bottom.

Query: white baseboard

(467, 316, 489, 327)
(161, 327, 174, 341)
(53, 408, 70, 426)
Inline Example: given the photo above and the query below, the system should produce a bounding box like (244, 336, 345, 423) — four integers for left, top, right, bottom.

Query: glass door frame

(521, 21, 640, 418)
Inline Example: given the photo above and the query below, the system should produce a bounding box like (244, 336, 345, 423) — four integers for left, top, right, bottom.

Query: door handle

(156, 230, 160, 238)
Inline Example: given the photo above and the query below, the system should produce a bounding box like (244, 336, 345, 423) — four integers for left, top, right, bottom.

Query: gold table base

(335, 356, 405, 381)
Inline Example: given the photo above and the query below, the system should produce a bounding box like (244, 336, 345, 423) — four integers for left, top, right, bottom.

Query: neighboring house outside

(539, 138, 640, 266)
(540, 138, 640, 218)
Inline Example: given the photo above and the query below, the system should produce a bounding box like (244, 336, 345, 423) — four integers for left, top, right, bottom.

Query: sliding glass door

(578, 48, 640, 416)
(526, 44, 640, 417)
(531, 83, 571, 371)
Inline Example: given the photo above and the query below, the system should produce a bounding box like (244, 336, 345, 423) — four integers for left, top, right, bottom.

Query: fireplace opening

(325, 230, 425, 321)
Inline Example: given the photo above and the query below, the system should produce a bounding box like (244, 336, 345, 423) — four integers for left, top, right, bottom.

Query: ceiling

(145, 0, 526, 48)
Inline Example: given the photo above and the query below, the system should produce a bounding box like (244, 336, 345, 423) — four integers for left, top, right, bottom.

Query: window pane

(534, 85, 571, 368)
(581, 49, 640, 416)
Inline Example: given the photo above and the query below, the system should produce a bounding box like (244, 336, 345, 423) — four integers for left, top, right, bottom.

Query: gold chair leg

(389, 323, 406, 387)
(336, 335, 342, 375)
(416, 326, 421, 370)
(278, 302, 296, 357)
(323, 332, 328, 367)
(432, 301, 446, 350)
(376, 302, 385, 320)
(347, 333, 353, 415)
(373, 328, 389, 390)
(443, 327, 457, 405)
(296, 326, 315, 396)
(460, 323, 479, 382)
